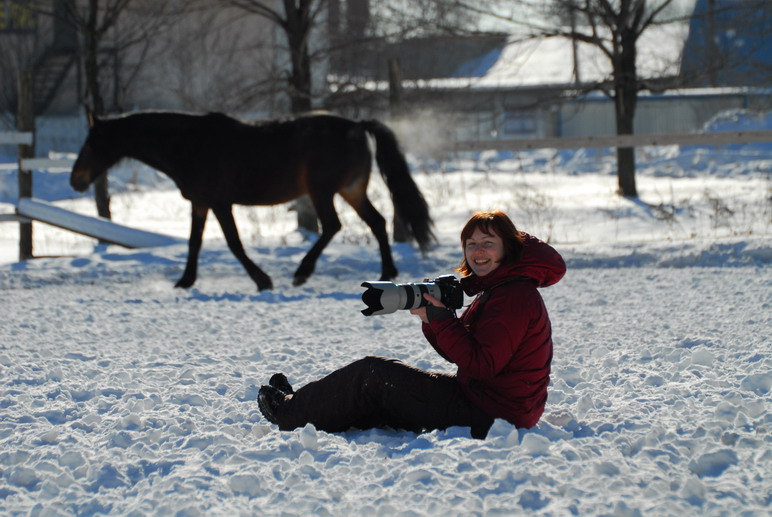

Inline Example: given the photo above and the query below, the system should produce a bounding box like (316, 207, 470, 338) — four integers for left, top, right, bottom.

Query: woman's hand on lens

(410, 293, 445, 324)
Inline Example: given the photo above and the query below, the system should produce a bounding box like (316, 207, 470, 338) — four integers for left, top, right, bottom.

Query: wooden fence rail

(0, 131, 33, 145)
(4, 129, 770, 172)
(2, 127, 770, 262)
(454, 129, 772, 152)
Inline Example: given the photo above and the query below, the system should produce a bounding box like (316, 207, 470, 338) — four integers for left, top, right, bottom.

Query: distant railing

(2, 128, 770, 261)
(1, 131, 181, 256)
(0, 131, 33, 145)
(1, 131, 75, 172)
(1, 131, 76, 255)
(454, 129, 772, 151)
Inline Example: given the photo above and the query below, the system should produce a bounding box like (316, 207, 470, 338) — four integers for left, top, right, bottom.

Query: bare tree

(368, 0, 478, 38)
(0, 1, 47, 126)
(382, 0, 768, 198)
(47, 0, 183, 219)
(556, 1, 681, 197)
(157, 6, 280, 114)
(464, 0, 683, 197)
(226, 0, 330, 114)
(51, 0, 126, 219)
(540, 0, 771, 196)
(224, 1, 332, 232)
(223, 1, 480, 111)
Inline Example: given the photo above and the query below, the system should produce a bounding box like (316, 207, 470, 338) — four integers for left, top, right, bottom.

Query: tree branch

(638, 0, 676, 36)
(226, 0, 285, 27)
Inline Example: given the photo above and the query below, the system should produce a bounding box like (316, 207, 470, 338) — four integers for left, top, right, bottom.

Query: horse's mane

(98, 109, 207, 122)
(245, 109, 336, 129)
(97, 109, 337, 131)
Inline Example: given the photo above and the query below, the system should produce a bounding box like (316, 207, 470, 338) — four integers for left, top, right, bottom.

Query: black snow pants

(273, 356, 494, 439)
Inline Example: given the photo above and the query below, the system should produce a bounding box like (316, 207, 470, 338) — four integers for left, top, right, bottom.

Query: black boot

(269, 373, 294, 394)
(258, 385, 287, 425)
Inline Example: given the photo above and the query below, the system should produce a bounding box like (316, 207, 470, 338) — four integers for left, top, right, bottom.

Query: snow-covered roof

(329, 23, 691, 92)
(474, 23, 690, 88)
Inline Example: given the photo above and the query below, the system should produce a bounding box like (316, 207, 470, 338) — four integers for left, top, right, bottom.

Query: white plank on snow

(16, 198, 182, 249)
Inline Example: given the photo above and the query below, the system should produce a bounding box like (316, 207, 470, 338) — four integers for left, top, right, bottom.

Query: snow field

(0, 109, 769, 515)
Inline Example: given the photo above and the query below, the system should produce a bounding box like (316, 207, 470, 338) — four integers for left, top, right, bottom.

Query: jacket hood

(460, 234, 566, 295)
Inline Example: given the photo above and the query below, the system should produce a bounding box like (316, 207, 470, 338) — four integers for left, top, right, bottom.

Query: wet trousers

(274, 356, 494, 439)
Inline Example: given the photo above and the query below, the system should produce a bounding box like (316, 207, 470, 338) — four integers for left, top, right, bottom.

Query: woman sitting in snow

(257, 210, 566, 439)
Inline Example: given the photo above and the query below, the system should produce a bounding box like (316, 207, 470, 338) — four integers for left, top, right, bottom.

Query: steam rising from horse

(70, 112, 434, 290)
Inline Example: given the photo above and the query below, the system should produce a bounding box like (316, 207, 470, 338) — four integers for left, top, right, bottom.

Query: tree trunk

(84, 0, 112, 221)
(285, 5, 317, 232)
(286, 9, 313, 113)
(615, 138, 636, 197)
(293, 195, 319, 234)
(706, 0, 719, 87)
(388, 58, 408, 243)
(613, 30, 639, 198)
(17, 70, 34, 261)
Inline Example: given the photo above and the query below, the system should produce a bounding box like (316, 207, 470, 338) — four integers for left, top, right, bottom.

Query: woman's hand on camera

(410, 293, 445, 324)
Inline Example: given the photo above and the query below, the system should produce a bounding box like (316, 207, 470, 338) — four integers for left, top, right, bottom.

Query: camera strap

(465, 276, 530, 329)
(477, 276, 529, 306)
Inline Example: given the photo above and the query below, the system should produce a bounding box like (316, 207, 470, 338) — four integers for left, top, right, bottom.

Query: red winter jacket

(422, 234, 566, 428)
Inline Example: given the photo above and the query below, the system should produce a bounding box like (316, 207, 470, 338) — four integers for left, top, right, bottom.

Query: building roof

(473, 23, 689, 89)
(329, 23, 690, 93)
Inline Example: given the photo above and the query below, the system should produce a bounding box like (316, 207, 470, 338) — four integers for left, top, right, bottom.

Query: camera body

(360, 274, 464, 316)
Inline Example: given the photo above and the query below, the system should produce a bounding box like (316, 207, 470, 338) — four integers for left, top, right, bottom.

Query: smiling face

(464, 227, 505, 277)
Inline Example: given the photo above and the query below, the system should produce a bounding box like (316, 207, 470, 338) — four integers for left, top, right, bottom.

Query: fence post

(388, 58, 409, 244)
(17, 70, 34, 261)
(294, 195, 319, 235)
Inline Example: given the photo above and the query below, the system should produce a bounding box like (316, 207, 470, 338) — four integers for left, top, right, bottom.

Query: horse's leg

(340, 192, 398, 281)
(210, 204, 273, 291)
(293, 195, 341, 286)
(176, 202, 209, 288)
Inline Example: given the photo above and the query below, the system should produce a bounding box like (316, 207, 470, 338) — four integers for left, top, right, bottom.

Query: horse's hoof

(175, 278, 194, 289)
(292, 275, 307, 287)
(257, 280, 273, 291)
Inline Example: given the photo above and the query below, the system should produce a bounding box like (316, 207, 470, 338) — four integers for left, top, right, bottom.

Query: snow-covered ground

(0, 110, 769, 515)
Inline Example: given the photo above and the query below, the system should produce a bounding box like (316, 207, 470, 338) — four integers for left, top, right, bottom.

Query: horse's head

(70, 118, 122, 192)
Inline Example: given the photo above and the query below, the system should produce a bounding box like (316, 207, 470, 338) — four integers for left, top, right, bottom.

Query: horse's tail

(360, 120, 435, 252)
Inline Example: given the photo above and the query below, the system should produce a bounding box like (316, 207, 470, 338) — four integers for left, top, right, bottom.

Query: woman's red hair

(456, 211, 525, 276)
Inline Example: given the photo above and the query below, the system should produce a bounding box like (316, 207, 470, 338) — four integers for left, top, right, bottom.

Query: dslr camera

(360, 275, 464, 316)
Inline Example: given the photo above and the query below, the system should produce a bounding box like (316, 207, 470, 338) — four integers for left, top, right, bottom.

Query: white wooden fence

(2, 128, 770, 259)
(1, 131, 75, 170)
(1, 131, 178, 251)
(0, 131, 33, 145)
(5, 128, 770, 170)
(454, 129, 772, 151)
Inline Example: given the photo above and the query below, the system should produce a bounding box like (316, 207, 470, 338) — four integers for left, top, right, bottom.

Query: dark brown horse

(70, 111, 434, 290)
